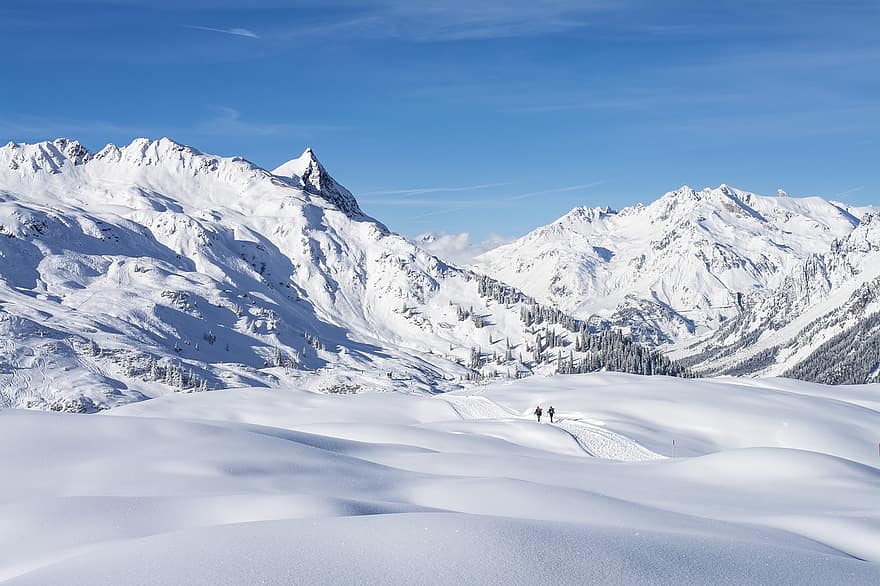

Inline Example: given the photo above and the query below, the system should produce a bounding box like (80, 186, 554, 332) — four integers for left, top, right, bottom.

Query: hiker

(548, 405, 556, 423)
(534, 405, 543, 422)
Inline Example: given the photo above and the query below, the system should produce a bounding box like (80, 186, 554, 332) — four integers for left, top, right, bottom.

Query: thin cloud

(413, 231, 512, 265)
(328, 1, 620, 42)
(191, 106, 343, 138)
(0, 115, 144, 138)
(502, 92, 749, 114)
(410, 208, 466, 222)
(509, 181, 604, 200)
(0, 107, 342, 148)
(361, 182, 512, 197)
(184, 25, 259, 39)
(363, 198, 498, 206)
(832, 186, 864, 199)
(274, 17, 386, 41)
(402, 181, 604, 221)
(403, 181, 605, 220)
(369, 182, 603, 205)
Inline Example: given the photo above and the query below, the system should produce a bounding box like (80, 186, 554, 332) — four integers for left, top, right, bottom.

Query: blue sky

(2, 1, 878, 243)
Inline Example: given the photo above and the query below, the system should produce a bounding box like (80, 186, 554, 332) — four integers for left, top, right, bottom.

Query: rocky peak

(273, 148, 364, 218)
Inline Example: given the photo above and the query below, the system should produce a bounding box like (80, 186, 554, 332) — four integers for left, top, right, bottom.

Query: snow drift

(2, 373, 879, 584)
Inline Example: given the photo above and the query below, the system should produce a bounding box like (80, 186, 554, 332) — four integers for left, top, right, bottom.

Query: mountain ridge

(0, 137, 685, 411)
(2, 136, 876, 410)
(677, 211, 880, 382)
(476, 183, 873, 345)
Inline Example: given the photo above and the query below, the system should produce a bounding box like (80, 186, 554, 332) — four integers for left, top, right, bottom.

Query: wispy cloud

(397, 181, 605, 221)
(363, 182, 603, 210)
(502, 91, 751, 114)
(412, 231, 512, 265)
(0, 115, 147, 139)
(409, 205, 489, 221)
(658, 104, 880, 140)
(832, 186, 864, 199)
(509, 181, 604, 200)
(191, 106, 343, 138)
(184, 25, 259, 39)
(325, 0, 621, 41)
(0, 106, 344, 148)
(361, 182, 512, 197)
(361, 198, 496, 206)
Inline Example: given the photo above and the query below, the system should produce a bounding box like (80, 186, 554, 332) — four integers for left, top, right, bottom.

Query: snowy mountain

(677, 213, 880, 383)
(477, 185, 870, 344)
(0, 137, 682, 411)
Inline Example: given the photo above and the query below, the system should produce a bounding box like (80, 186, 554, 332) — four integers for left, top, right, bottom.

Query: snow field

(2, 372, 879, 584)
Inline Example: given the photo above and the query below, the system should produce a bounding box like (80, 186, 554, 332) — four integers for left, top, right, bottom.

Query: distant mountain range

(0, 138, 876, 411)
(673, 212, 880, 383)
(476, 184, 874, 345)
(474, 184, 878, 383)
(0, 138, 684, 411)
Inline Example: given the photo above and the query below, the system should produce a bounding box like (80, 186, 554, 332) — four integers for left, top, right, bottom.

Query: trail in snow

(554, 418, 664, 461)
(439, 394, 663, 461)
(3, 375, 879, 584)
(440, 394, 518, 419)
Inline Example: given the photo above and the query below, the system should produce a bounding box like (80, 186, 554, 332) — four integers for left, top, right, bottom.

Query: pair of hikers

(534, 405, 555, 423)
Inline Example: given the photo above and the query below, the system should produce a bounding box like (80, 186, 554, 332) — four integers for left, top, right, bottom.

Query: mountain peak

(668, 185, 697, 198)
(272, 147, 319, 178)
(559, 205, 615, 225)
(273, 148, 364, 218)
(657, 184, 753, 208)
(120, 137, 202, 158)
(1, 137, 92, 174)
(52, 138, 92, 164)
(2, 137, 370, 219)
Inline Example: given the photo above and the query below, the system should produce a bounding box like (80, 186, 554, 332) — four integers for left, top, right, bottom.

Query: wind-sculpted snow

(2, 373, 880, 583)
(477, 184, 872, 344)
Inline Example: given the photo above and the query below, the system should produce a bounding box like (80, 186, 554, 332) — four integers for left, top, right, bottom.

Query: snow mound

(3, 373, 880, 582)
(8, 514, 878, 586)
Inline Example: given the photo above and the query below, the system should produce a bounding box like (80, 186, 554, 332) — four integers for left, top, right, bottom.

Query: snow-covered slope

(678, 213, 880, 382)
(477, 185, 869, 344)
(2, 373, 879, 584)
(0, 138, 679, 411)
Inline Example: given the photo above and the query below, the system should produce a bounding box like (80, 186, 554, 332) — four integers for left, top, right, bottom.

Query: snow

(2, 135, 876, 414)
(459, 373, 880, 464)
(0, 137, 596, 410)
(11, 514, 878, 586)
(680, 212, 880, 378)
(476, 184, 873, 344)
(2, 136, 879, 582)
(2, 373, 879, 584)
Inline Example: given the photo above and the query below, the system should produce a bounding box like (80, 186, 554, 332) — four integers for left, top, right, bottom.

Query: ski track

(554, 418, 664, 462)
(440, 394, 518, 420)
(439, 394, 663, 462)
